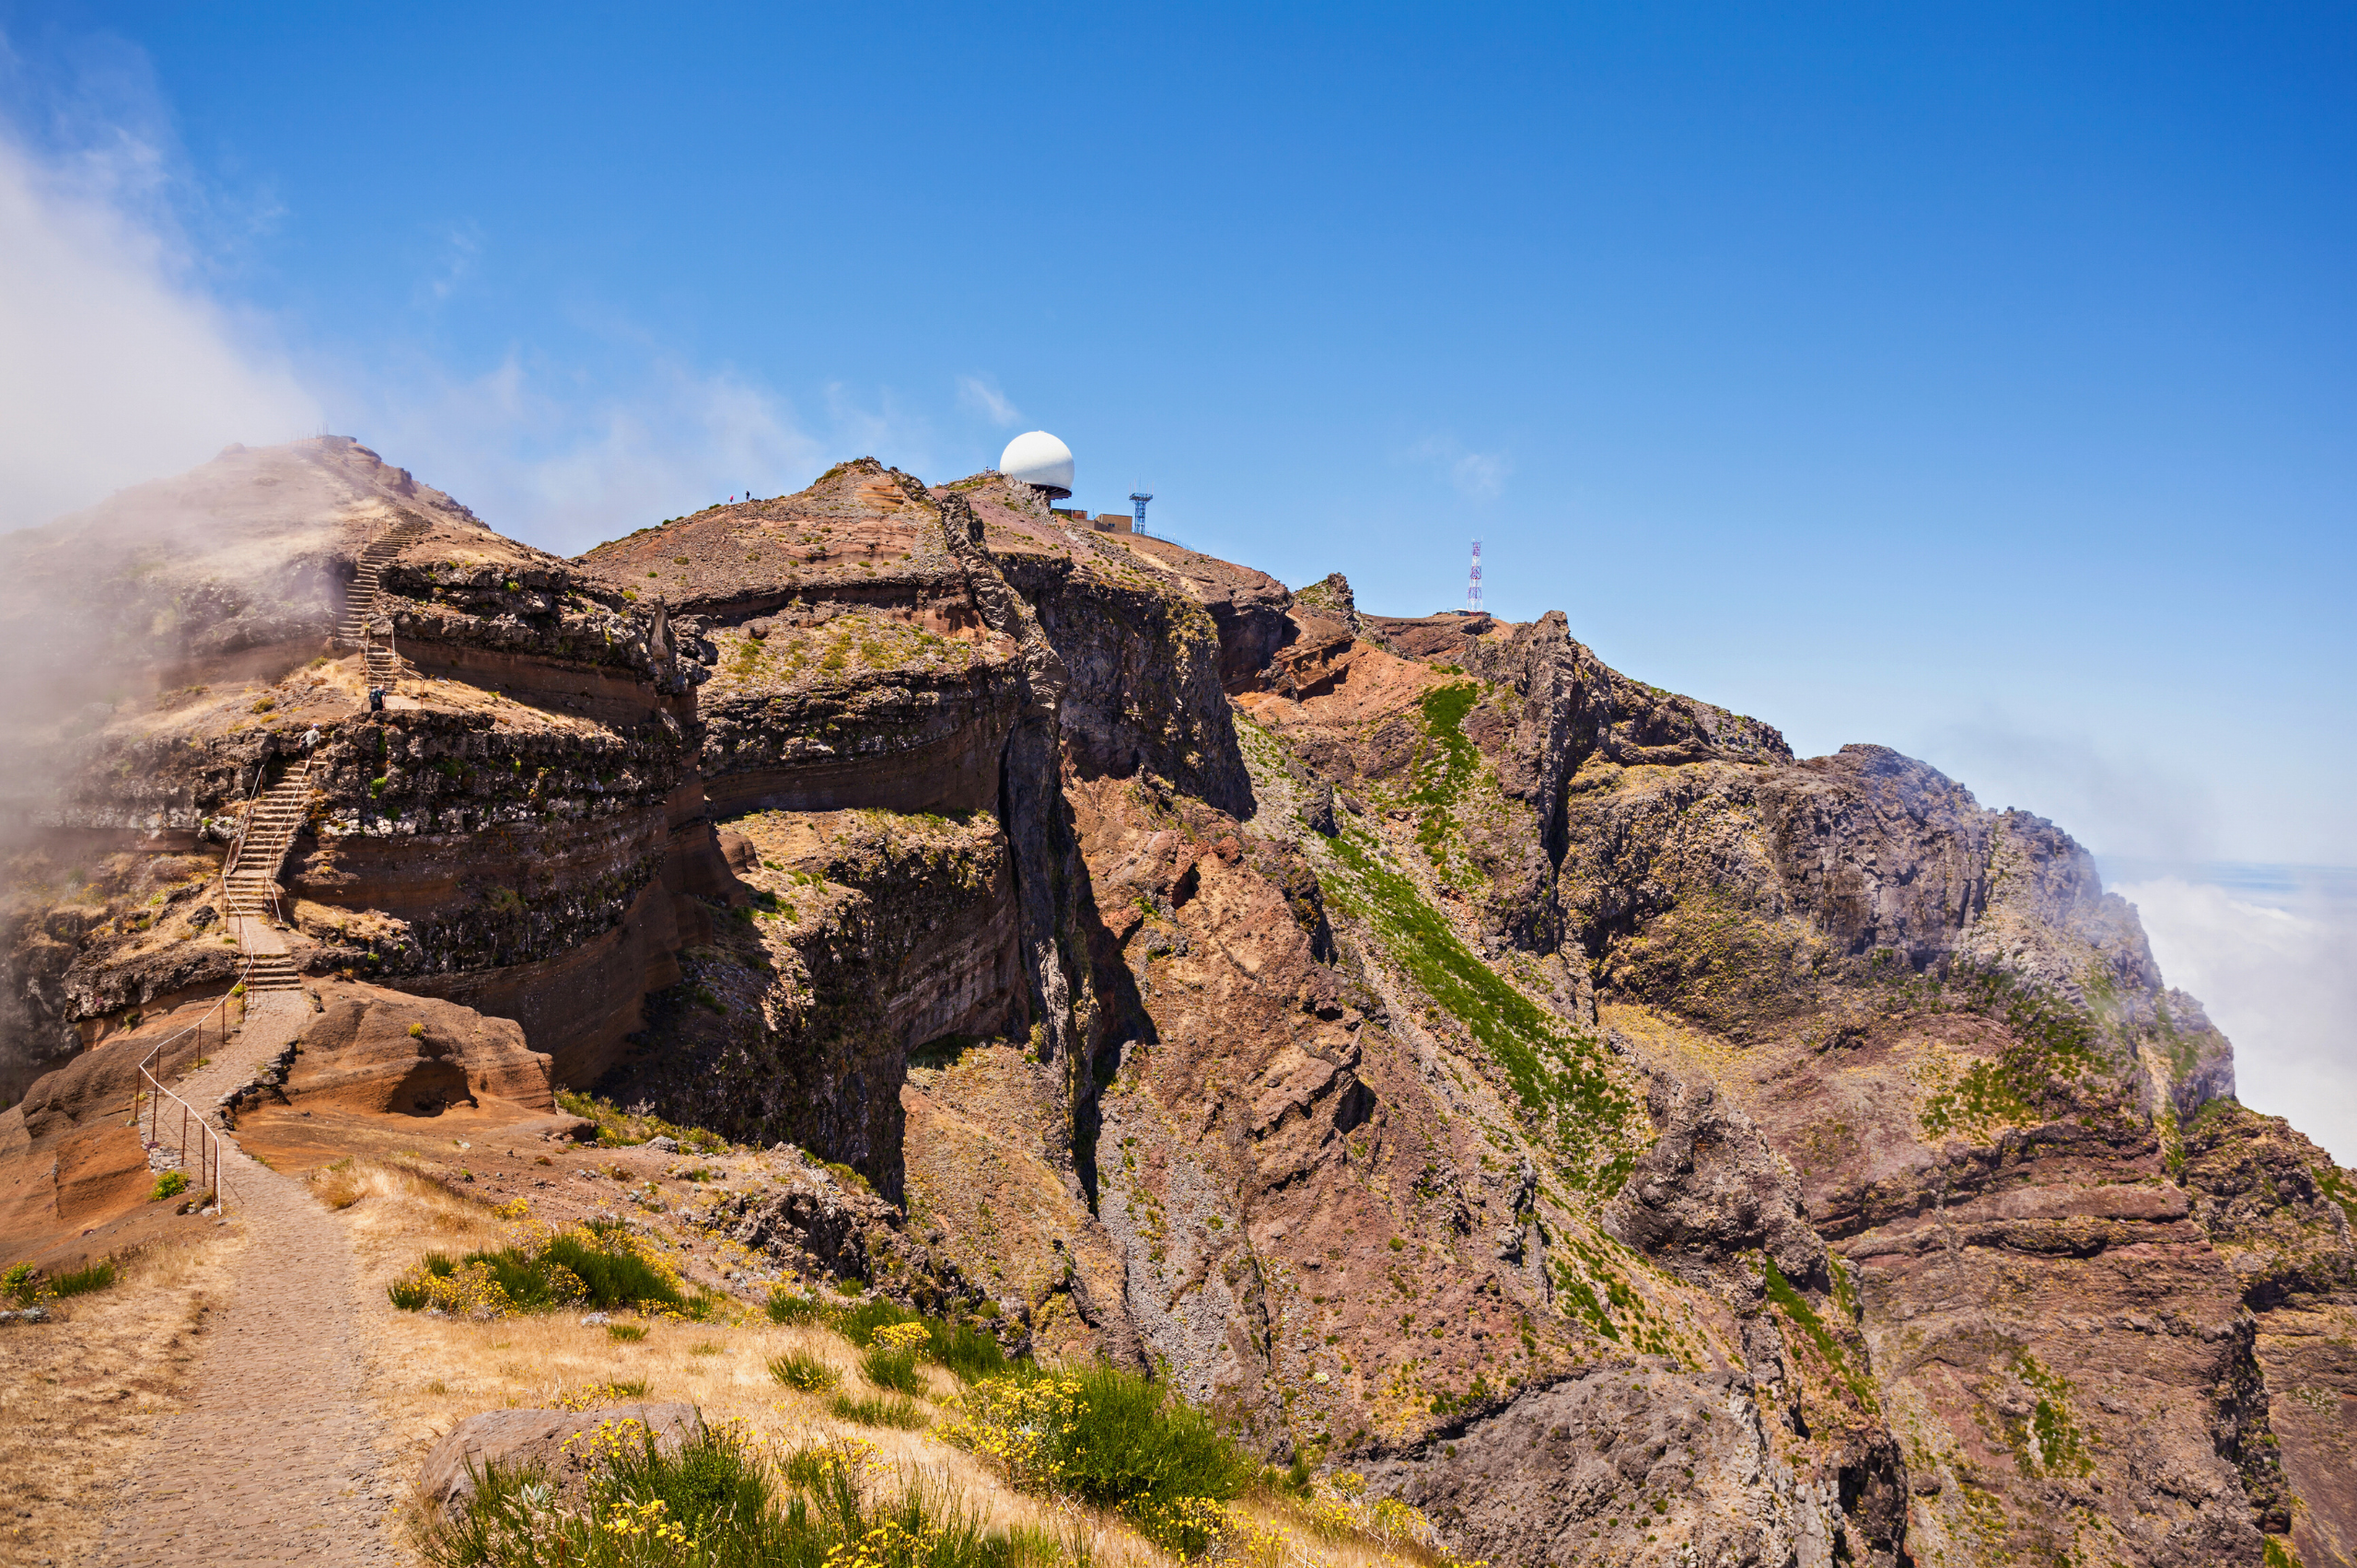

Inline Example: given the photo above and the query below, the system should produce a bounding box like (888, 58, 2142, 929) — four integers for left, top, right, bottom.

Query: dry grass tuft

(0, 1231, 237, 1565)
(320, 1154, 1191, 1568)
(310, 1156, 368, 1210)
(357, 1299, 1169, 1568)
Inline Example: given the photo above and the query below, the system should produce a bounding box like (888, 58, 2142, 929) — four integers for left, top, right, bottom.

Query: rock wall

(9, 445, 2352, 1568)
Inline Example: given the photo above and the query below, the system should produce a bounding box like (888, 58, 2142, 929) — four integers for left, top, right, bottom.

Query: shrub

(830, 1392, 930, 1430)
(540, 1230, 685, 1311)
(606, 1323, 646, 1342)
(552, 1089, 726, 1153)
(387, 1223, 684, 1318)
(768, 1349, 840, 1391)
(947, 1365, 1251, 1555)
(929, 1319, 1010, 1383)
(876, 1321, 931, 1353)
(149, 1171, 189, 1202)
(49, 1260, 115, 1298)
(862, 1342, 926, 1395)
(423, 1430, 1048, 1568)
(825, 1297, 1011, 1380)
(833, 1296, 918, 1346)
(1, 1261, 38, 1307)
(765, 1286, 823, 1325)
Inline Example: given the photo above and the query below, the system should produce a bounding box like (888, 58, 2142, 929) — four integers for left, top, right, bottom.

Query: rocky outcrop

(603, 805, 1023, 1200)
(8, 440, 2351, 1568)
(1603, 1074, 1825, 1291)
(279, 984, 554, 1117)
(1372, 1365, 1889, 1568)
(416, 1403, 702, 1516)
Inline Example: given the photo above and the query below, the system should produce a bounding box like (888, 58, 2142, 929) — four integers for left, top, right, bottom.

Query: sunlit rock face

(8, 441, 2352, 1568)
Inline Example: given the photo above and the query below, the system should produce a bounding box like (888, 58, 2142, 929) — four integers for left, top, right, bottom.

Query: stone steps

(224, 763, 316, 923)
(337, 519, 427, 677)
(240, 954, 303, 993)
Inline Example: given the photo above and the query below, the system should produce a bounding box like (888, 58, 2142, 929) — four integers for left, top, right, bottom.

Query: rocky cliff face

(7, 441, 2352, 1568)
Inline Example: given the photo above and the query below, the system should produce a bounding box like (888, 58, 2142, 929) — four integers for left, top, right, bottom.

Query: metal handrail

(138, 1040, 238, 1212)
(129, 950, 255, 1214)
(224, 762, 271, 878)
(122, 748, 314, 1214)
(228, 756, 312, 926)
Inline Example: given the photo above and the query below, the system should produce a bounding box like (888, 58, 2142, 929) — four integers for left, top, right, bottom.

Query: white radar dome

(998, 431, 1074, 498)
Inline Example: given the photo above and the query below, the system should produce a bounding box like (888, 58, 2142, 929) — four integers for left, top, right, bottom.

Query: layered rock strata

(6, 441, 2351, 1568)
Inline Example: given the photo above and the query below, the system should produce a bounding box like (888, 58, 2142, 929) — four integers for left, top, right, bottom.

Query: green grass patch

(389, 1225, 685, 1317)
(766, 1287, 825, 1324)
(862, 1343, 926, 1394)
(947, 1364, 1252, 1557)
(553, 1090, 727, 1153)
(928, 1318, 1011, 1383)
(830, 1392, 931, 1429)
(769, 1350, 841, 1391)
(1407, 681, 1482, 858)
(833, 1295, 919, 1345)
(1919, 966, 2115, 1139)
(424, 1425, 1051, 1568)
(1996, 1349, 2095, 1479)
(1761, 1255, 1877, 1411)
(821, 1296, 1013, 1383)
(2316, 1165, 2357, 1231)
(1322, 828, 1640, 1193)
(48, 1259, 116, 1298)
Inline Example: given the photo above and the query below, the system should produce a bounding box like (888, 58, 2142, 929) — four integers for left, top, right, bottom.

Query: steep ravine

(4, 441, 2351, 1568)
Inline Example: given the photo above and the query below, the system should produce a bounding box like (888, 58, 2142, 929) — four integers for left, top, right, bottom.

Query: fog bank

(2111, 863, 2357, 1168)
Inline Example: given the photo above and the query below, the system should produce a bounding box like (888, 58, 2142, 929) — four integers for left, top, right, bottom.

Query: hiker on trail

(367, 687, 385, 714)
(301, 726, 321, 751)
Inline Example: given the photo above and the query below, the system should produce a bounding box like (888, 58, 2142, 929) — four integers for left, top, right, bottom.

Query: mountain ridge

(2, 438, 2350, 1568)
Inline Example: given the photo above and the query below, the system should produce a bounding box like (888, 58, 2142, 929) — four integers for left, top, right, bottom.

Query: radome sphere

(998, 431, 1074, 498)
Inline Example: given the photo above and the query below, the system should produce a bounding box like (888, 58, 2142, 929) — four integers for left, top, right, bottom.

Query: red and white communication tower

(1467, 540, 1484, 613)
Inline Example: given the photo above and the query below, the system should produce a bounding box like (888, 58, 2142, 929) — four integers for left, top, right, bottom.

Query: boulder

(416, 1402, 700, 1516)
(287, 984, 554, 1117)
(1602, 1074, 1827, 1290)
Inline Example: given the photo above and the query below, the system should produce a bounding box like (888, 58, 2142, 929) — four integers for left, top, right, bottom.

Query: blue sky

(3, 3, 2351, 866)
(4, 1, 2352, 1157)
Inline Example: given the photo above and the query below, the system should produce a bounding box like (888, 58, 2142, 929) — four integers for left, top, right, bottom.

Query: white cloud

(956, 375, 1020, 427)
(421, 225, 481, 305)
(1917, 715, 2219, 863)
(1405, 434, 1511, 500)
(343, 349, 831, 555)
(2119, 873, 2357, 1167)
(1451, 450, 1509, 499)
(0, 122, 319, 531)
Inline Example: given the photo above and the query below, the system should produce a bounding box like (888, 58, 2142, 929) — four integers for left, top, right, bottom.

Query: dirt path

(91, 993, 404, 1567)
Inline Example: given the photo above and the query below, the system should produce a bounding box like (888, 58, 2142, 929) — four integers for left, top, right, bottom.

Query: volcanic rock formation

(4, 438, 2352, 1568)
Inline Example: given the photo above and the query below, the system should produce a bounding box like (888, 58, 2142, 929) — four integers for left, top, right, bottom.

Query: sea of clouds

(2109, 863, 2357, 1167)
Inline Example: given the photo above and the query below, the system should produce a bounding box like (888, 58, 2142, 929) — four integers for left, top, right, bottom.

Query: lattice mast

(1131, 490, 1153, 532)
(1467, 540, 1483, 613)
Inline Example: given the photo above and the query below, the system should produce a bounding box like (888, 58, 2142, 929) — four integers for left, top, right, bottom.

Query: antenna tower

(1467, 540, 1483, 613)
(1130, 489, 1154, 535)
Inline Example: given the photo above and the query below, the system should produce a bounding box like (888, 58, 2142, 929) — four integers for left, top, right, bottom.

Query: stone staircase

(339, 517, 428, 684)
(224, 761, 314, 992)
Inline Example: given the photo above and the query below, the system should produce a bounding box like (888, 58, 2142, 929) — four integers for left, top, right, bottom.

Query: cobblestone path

(92, 993, 402, 1566)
